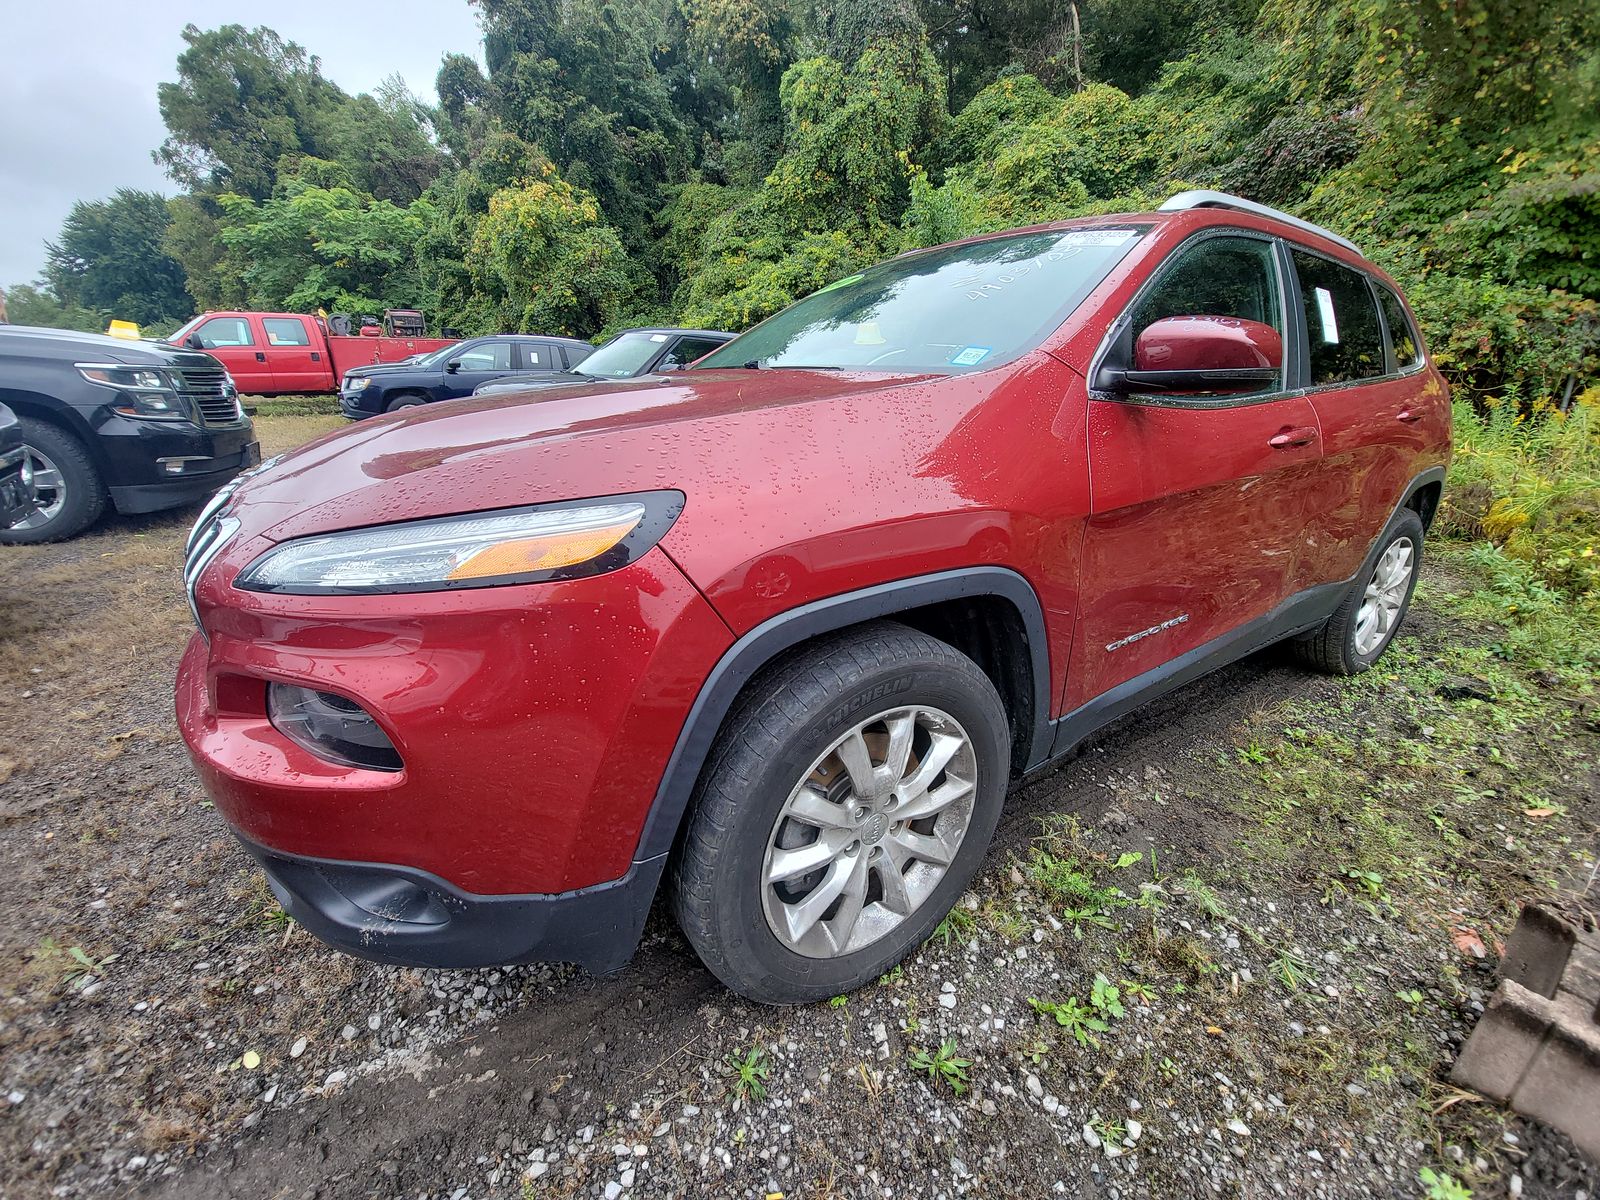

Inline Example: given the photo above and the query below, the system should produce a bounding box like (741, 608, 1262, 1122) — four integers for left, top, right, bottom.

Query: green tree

(0, 283, 101, 333)
(43, 189, 192, 326)
(214, 168, 435, 315)
(464, 165, 636, 335)
(156, 24, 347, 199)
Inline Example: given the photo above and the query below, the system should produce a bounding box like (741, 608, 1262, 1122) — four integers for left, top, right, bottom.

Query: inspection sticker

(1060, 229, 1138, 246)
(950, 346, 992, 367)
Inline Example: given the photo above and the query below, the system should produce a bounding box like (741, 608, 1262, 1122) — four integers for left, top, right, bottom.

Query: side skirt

(1040, 579, 1343, 766)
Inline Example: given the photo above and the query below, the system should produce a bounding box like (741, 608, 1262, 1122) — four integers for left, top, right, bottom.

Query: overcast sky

(0, 2, 485, 288)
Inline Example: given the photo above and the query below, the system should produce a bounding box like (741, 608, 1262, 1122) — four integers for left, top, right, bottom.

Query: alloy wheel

(1353, 536, 1415, 656)
(11, 446, 66, 530)
(760, 706, 977, 959)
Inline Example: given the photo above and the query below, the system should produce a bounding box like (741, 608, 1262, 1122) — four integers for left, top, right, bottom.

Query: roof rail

(1159, 190, 1361, 255)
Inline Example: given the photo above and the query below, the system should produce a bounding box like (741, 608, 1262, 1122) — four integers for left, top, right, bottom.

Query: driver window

(1128, 235, 1283, 399)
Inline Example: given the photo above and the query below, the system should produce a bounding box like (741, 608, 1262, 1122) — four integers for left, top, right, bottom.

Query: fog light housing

(266, 684, 402, 772)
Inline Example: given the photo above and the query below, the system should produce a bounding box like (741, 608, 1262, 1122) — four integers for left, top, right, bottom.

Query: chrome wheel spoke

(894, 774, 973, 822)
(874, 855, 914, 916)
(834, 730, 877, 799)
(821, 851, 871, 952)
(880, 712, 917, 794)
(767, 829, 854, 884)
(886, 825, 957, 868)
(781, 855, 857, 943)
(895, 730, 963, 802)
(786, 785, 855, 830)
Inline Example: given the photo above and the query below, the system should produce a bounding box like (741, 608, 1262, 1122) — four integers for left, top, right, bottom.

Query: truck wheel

(385, 393, 427, 413)
(0, 419, 105, 544)
(1294, 507, 1425, 674)
(672, 623, 1010, 1004)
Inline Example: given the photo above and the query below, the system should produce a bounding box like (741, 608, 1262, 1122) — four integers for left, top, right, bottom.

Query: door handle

(1396, 409, 1422, 423)
(255, 352, 266, 362)
(310, 351, 321, 362)
(1269, 427, 1318, 449)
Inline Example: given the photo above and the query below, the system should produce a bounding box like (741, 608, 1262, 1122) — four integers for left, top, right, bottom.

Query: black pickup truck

(0, 326, 259, 543)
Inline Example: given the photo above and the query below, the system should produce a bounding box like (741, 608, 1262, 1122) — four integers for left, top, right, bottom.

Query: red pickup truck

(166, 311, 458, 396)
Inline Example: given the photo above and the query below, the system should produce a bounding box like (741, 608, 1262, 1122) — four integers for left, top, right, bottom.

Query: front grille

(172, 367, 242, 426)
(184, 513, 239, 637)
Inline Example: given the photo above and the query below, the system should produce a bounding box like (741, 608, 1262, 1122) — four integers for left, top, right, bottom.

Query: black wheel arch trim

(631, 565, 1055, 865)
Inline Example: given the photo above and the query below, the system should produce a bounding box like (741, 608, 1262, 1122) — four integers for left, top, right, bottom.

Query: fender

(630, 565, 1056, 866)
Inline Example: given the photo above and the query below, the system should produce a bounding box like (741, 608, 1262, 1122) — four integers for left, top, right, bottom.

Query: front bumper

(339, 389, 379, 419)
(0, 446, 35, 528)
(177, 544, 731, 913)
(110, 440, 260, 514)
(240, 835, 665, 973)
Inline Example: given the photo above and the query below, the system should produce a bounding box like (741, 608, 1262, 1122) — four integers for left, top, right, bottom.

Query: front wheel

(385, 393, 427, 413)
(672, 623, 1010, 1004)
(0, 419, 105, 544)
(1294, 507, 1425, 674)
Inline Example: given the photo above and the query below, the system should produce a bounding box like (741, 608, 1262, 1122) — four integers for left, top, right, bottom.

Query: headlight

(234, 491, 684, 595)
(77, 363, 188, 420)
(345, 376, 371, 391)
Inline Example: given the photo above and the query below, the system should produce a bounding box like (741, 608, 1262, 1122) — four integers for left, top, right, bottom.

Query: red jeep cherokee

(177, 191, 1450, 1003)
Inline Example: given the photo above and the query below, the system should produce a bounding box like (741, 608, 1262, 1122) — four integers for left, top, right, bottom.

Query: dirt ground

(0, 411, 1596, 1200)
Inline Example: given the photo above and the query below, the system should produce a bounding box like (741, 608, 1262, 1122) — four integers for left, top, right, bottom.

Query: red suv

(177, 191, 1450, 1004)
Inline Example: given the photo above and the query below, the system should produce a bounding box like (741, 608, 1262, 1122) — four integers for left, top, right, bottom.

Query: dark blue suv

(339, 334, 594, 418)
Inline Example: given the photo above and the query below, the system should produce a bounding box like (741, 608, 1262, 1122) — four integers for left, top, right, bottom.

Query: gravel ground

(1, 452, 1595, 1200)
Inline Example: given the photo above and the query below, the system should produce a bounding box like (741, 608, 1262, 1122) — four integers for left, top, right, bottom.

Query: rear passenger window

(1292, 251, 1384, 386)
(522, 345, 544, 368)
(1376, 286, 1420, 369)
(457, 343, 512, 371)
(262, 318, 310, 347)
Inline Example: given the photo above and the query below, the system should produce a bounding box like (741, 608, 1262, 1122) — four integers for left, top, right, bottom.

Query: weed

(1089, 1115, 1127, 1147)
(1090, 973, 1126, 1020)
(1396, 988, 1425, 1007)
(1237, 742, 1270, 765)
(1418, 1166, 1472, 1200)
(933, 905, 977, 947)
(878, 965, 904, 987)
(1272, 950, 1317, 991)
(907, 1038, 971, 1094)
(1121, 979, 1158, 1005)
(1028, 852, 1120, 910)
(1178, 872, 1230, 920)
(1029, 996, 1109, 1049)
(828, 994, 849, 1009)
(981, 902, 1029, 941)
(725, 1046, 771, 1102)
(1061, 906, 1118, 937)
(1112, 851, 1144, 869)
(33, 937, 116, 989)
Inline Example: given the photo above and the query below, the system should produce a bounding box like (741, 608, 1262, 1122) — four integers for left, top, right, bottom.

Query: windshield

(167, 315, 204, 344)
(576, 332, 667, 378)
(697, 227, 1147, 373)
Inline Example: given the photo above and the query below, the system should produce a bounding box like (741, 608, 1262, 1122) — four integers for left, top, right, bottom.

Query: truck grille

(172, 367, 242, 426)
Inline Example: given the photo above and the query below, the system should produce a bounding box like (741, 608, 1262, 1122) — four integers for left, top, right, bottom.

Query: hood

(231, 368, 941, 543)
(0, 325, 222, 370)
(344, 360, 435, 379)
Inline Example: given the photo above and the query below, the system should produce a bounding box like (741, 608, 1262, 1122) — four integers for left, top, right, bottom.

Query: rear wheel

(0, 419, 105, 544)
(1294, 507, 1425, 674)
(672, 623, 1010, 1004)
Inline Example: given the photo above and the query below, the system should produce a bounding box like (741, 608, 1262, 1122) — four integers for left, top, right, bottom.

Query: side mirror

(658, 361, 682, 372)
(445, 359, 461, 374)
(1101, 316, 1281, 396)
(186, 333, 205, 350)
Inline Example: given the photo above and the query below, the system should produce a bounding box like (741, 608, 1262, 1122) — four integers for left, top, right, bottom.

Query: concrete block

(1452, 979, 1556, 1101)
(1500, 904, 1578, 998)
